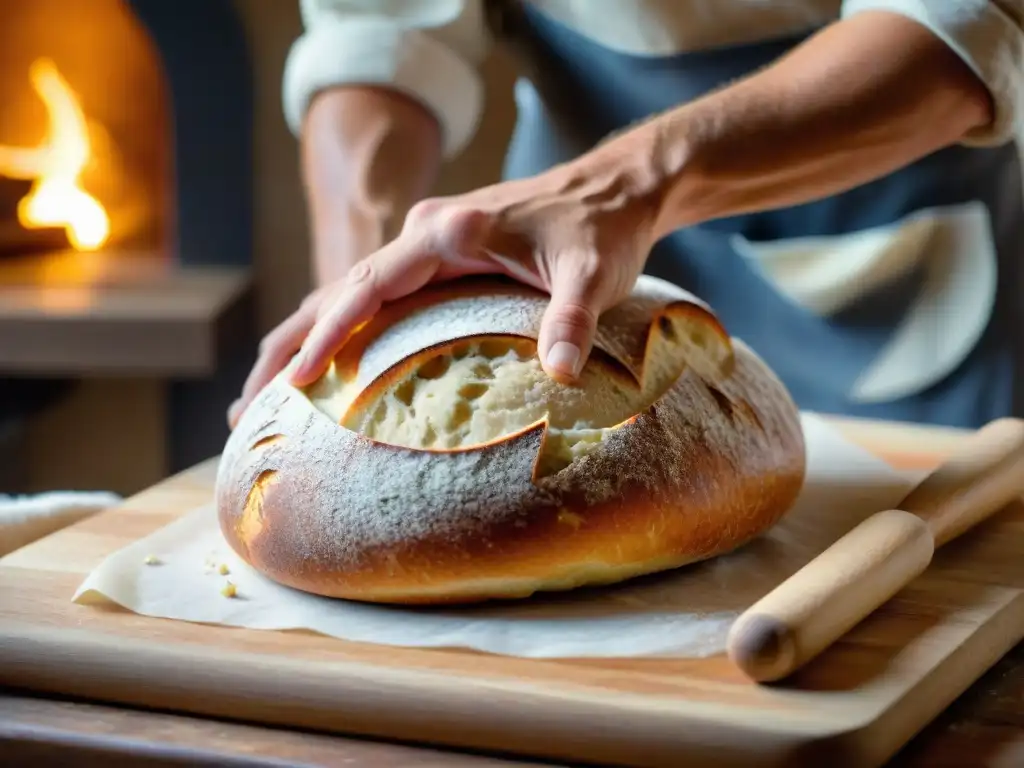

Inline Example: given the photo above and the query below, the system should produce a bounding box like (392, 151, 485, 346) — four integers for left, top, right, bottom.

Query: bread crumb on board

(143, 554, 161, 565)
(201, 552, 232, 576)
(221, 580, 237, 598)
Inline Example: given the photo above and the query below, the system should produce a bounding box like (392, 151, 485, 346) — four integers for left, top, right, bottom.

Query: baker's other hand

(228, 282, 339, 429)
(229, 154, 664, 428)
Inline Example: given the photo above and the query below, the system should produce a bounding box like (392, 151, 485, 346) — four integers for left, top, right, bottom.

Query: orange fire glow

(0, 58, 110, 251)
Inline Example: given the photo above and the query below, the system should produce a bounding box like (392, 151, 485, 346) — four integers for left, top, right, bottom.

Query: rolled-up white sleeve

(841, 0, 1024, 146)
(283, 0, 492, 159)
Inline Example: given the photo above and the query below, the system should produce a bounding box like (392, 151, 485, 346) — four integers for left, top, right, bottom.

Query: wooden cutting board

(1, 415, 1022, 768)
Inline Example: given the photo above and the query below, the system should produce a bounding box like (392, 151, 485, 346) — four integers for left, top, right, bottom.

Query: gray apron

(494, 3, 1023, 429)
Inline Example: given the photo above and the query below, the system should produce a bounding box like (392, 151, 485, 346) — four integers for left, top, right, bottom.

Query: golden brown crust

(215, 276, 806, 604)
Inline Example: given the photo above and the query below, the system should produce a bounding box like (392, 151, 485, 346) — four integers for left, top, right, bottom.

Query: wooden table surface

(2, 415, 1023, 768)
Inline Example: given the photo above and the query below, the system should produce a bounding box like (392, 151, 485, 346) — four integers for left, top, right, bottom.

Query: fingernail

(546, 341, 581, 378)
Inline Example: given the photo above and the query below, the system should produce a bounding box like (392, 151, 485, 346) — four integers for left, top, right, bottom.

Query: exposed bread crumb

(218, 563, 230, 575)
(338, 312, 705, 478)
(144, 554, 161, 565)
(221, 581, 237, 598)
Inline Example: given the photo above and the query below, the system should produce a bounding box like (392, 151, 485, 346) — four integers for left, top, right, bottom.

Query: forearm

(301, 87, 443, 285)
(591, 10, 996, 240)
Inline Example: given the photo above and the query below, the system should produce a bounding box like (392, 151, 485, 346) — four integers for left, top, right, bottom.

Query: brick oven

(0, 0, 255, 491)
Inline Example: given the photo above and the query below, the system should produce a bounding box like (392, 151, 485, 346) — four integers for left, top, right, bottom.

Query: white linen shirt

(282, 0, 1024, 160)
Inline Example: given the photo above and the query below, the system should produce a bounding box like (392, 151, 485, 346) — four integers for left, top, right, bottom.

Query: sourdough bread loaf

(215, 275, 806, 604)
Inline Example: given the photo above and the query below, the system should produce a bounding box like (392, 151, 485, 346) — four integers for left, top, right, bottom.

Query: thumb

(537, 260, 603, 384)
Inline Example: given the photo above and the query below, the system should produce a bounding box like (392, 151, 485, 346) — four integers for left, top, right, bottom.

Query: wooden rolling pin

(727, 416, 1024, 683)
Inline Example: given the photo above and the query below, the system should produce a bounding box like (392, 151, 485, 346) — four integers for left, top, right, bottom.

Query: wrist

(568, 122, 692, 244)
(592, 99, 766, 241)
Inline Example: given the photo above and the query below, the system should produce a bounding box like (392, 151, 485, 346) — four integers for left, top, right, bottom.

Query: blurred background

(0, 0, 519, 497)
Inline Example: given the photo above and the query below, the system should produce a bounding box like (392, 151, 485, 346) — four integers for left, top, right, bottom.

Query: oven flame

(0, 58, 110, 251)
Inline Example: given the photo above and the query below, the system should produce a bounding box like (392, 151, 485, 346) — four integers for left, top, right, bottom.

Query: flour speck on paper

(72, 413, 914, 659)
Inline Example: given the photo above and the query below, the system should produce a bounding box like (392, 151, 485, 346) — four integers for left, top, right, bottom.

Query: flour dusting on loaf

(216, 275, 806, 604)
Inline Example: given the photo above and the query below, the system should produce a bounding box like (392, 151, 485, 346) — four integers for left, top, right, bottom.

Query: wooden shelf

(0, 250, 253, 377)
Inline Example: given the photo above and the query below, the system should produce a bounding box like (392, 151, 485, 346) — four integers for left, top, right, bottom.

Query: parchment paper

(72, 413, 918, 658)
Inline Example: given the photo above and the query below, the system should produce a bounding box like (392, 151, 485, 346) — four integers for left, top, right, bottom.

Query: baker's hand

(228, 158, 662, 428)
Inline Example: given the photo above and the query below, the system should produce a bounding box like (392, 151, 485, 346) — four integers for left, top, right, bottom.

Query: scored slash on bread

(216, 275, 806, 605)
